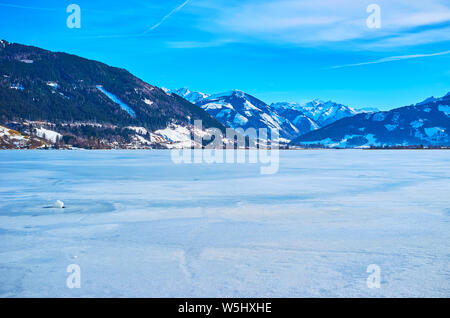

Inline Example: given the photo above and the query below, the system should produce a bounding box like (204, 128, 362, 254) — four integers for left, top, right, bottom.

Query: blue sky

(0, 0, 449, 110)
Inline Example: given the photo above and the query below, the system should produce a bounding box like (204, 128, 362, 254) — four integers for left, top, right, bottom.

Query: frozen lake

(0, 150, 449, 297)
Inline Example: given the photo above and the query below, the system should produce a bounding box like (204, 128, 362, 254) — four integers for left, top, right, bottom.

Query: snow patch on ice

(53, 200, 64, 208)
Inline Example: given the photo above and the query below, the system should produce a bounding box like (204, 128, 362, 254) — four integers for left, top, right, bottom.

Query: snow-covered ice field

(0, 150, 449, 297)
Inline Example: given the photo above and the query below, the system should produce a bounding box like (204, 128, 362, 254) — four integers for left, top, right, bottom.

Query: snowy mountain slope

(0, 40, 227, 149)
(170, 88, 376, 141)
(170, 89, 318, 140)
(291, 92, 450, 148)
(271, 99, 373, 127)
(269, 103, 320, 134)
(0, 124, 46, 149)
(201, 90, 319, 140)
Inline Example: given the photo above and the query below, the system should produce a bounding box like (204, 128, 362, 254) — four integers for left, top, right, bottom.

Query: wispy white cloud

(192, 0, 450, 48)
(166, 39, 235, 48)
(0, 3, 57, 11)
(363, 25, 450, 48)
(330, 50, 450, 69)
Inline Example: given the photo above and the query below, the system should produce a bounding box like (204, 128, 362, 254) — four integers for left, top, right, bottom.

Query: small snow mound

(53, 200, 64, 208)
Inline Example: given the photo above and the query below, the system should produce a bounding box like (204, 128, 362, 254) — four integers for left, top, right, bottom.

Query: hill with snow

(291, 93, 450, 148)
(0, 40, 226, 149)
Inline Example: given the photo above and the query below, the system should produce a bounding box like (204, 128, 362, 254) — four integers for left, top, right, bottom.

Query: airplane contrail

(142, 0, 190, 34)
(331, 50, 450, 69)
(0, 3, 57, 11)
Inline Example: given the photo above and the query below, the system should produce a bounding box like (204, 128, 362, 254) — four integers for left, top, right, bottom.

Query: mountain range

(0, 40, 449, 149)
(168, 88, 373, 141)
(291, 93, 450, 148)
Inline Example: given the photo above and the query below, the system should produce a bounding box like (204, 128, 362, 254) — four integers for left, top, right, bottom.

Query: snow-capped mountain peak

(270, 99, 362, 127)
(168, 87, 210, 104)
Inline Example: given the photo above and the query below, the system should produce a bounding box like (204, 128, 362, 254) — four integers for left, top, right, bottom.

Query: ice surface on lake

(0, 150, 449, 297)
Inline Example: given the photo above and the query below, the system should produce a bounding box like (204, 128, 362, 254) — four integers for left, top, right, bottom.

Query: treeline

(368, 145, 450, 149)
